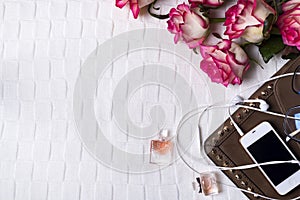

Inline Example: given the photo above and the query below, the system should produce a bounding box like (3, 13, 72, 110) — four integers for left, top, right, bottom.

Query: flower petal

(116, 0, 129, 8)
(199, 40, 249, 87)
(167, 3, 209, 49)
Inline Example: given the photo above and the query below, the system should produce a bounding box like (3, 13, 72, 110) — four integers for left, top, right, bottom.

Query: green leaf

(258, 35, 285, 63)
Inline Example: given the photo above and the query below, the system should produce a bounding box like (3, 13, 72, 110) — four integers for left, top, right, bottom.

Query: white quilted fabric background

(0, 0, 287, 199)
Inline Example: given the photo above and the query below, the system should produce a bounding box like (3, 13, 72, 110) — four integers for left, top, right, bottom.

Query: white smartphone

(239, 121, 300, 195)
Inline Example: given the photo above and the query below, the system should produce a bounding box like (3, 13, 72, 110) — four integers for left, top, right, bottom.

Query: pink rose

(167, 3, 209, 49)
(200, 40, 250, 87)
(116, 0, 155, 19)
(224, 0, 275, 43)
(277, 0, 300, 50)
(188, 0, 224, 8)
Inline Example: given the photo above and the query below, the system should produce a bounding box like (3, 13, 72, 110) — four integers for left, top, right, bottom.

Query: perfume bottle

(150, 129, 173, 165)
(199, 172, 219, 196)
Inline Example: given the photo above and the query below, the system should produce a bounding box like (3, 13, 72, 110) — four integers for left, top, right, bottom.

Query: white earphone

(229, 95, 270, 136)
(176, 105, 300, 200)
(175, 72, 300, 200)
(176, 104, 300, 200)
(232, 95, 269, 111)
(228, 94, 300, 137)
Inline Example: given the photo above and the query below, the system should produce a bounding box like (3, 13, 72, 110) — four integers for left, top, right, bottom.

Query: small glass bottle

(150, 129, 173, 165)
(199, 172, 219, 196)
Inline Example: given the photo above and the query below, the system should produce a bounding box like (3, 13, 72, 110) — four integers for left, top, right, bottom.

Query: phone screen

(247, 130, 300, 186)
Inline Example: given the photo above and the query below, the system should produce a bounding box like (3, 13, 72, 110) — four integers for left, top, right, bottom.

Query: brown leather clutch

(204, 57, 300, 199)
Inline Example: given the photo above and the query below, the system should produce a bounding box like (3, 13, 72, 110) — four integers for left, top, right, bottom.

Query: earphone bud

(231, 95, 244, 105)
(176, 72, 300, 200)
(259, 101, 270, 111)
(232, 95, 269, 111)
(230, 96, 270, 136)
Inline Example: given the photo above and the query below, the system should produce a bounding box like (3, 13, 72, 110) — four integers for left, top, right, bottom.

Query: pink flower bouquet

(116, 0, 300, 87)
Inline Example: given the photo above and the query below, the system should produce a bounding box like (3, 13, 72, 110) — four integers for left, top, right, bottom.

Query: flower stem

(210, 18, 226, 23)
(240, 42, 253, 48)
(272, 0, 279, 19)
(147, 0, 169, 19)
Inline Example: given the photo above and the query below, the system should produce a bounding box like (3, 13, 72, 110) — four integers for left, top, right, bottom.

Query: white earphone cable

(240, 73, 295, 97)
(176, 106, 300, 200)
(176, 91, 300, 199)
(228, 104, 245, 136)
(176, 107, 300, 172)
(236, 104, 300, 119)
(218, 181, 300, 200)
